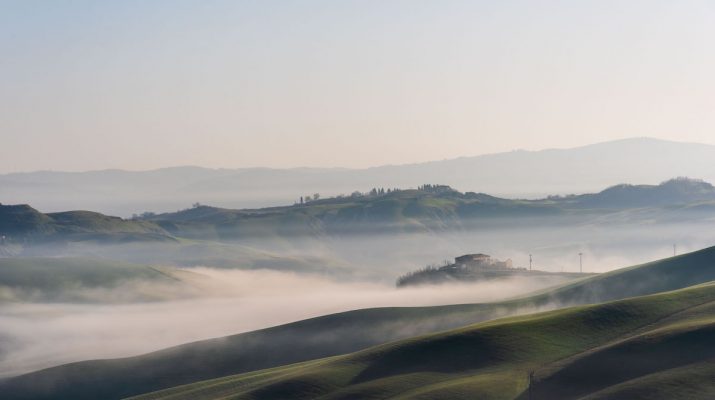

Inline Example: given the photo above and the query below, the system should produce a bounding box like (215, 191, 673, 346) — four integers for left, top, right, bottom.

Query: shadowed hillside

(3, 246, 715, 399)
(128, 282, 715, 400)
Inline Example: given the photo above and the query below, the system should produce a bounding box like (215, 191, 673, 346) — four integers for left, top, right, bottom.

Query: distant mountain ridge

(4, 138, 715, 216)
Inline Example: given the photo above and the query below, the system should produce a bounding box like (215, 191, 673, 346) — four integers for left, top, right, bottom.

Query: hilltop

(0, 204, 172, 244)
(4, 246, 715, 399)
(139, 177, 715, 239)
(396, 253, 592, 287)
(562, 177, 715, 208)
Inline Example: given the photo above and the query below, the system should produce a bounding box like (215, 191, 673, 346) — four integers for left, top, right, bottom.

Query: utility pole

(579, 252, 583, 273)
(528, 370, 534, 400)
(673, 244, 677, 257)
(529, 254, 532, 271)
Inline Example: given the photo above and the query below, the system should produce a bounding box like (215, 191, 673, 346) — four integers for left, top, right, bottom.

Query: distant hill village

(396, 253, 587, 287)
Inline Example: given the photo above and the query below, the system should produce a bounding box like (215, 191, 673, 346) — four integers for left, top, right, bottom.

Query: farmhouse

(454, 253, 513, 269)
(397, 252, 523, 287)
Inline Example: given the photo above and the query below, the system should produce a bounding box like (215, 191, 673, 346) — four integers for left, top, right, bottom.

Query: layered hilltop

(397, 253, 592, 287)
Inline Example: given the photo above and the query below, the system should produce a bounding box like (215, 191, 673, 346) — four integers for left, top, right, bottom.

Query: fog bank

(0, 268, 571, 377)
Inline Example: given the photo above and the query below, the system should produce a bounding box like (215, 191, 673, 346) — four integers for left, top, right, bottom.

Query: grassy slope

(0, 189, 566, 243)
(579, 361, 715, 400)
(47, 211, 166, 235)
(148, 189, 561, 240)
(131, 283, 715, 400)
(3, 246, 715, 399)
(145, 178, 715, 239)
(5, 178, 715, 244)
(0, 204, 173, 243)
(0, 257, 180, 303)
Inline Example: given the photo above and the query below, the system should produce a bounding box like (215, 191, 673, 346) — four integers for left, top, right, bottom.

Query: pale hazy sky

(1, 0, 714, 172)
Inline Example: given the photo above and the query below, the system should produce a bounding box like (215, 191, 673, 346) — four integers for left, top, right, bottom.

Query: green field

(129, 282, 715, 400)
(0, 204, 171, 243)
(3, 246, 715, 399)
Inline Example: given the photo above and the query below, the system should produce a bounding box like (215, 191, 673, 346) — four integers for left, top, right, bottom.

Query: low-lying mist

(2, 220, 714, 379)
(0, 267, 571, 378)
(251, 221, 713, 279)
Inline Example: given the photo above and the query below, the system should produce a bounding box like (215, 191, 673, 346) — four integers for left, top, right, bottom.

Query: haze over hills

(3, 138, 715, 217)
(0, 257, 186, 303)
(3, 177, 715, 279)
(4, 246, 715, 400)
(4, 154, 715, 399)
(4, 177, 715, 245)
(4, 171, 715, 399)
(6, 2, 715, 398)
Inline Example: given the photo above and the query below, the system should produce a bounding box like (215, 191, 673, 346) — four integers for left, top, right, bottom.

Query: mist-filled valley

(0, 267, 577, 378)
(5, 2, 715, 396)
(6, 177, 715, 278)
(4, 179, 715, 400)
(4, 151, 715, 400)
(3, 178, 715, 387)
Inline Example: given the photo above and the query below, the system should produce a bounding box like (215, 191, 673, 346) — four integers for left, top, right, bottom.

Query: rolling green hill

(3, 246, 715, 399)
(0, 204, 173, 244)
(4, 177, 715, 245)
(128, 282, 715, 400)
(573, 176, 715, 209)
(140, 178, 715, 239)
(0, 205, 349, 274)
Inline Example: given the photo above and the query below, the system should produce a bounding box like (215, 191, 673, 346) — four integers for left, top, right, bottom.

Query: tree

(313, 193, 320, 201)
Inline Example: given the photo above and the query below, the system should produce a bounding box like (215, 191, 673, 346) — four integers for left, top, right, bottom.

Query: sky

(1, 0, 714, 173)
